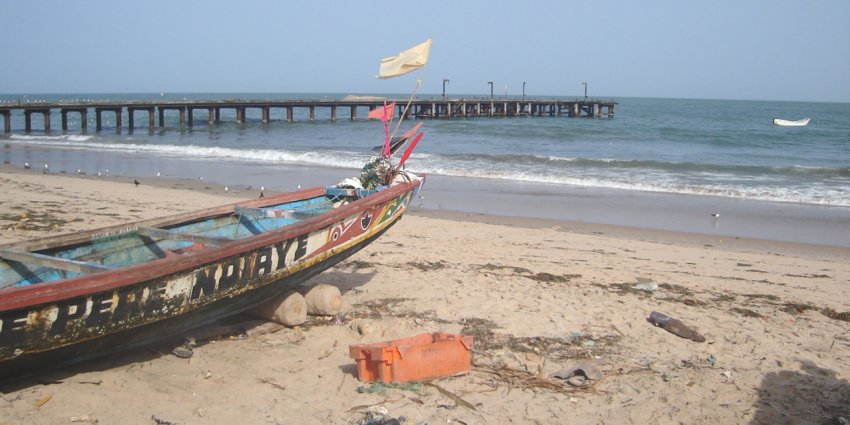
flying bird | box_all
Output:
[710,212,720,218]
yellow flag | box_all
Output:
[378,39,432,79]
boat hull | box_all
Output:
[0,223,395,383]
[0,179,421,383]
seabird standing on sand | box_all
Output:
[43,164,49,174]
[134,179,140,186]
[24,162,30,169]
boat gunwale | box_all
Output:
[0,179,421,312]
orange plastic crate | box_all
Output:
[348,332,474,383]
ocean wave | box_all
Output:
[7,136,368,169]
[438,152,850,178]
[8,133,848,206]
[10,134,93,142]
[414,163,850,206]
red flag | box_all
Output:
[367,101,396,120]
[399,132,423,166]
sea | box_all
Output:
[2,93,849,247]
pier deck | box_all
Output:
[0,98,616,133]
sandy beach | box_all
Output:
[1,165,848,424]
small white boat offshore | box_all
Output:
[773,117,811,127]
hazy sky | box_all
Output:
[4,0,849,102]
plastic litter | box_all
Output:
[633,277,658,292]
[349,332,473,383]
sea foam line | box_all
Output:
[7,137,368,169]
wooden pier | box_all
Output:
[0,98,616,134]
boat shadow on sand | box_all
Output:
[750,359,850,424]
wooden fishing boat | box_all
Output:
[0,165,424,382]
[772,117,810,127]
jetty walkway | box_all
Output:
[0,97,616,133]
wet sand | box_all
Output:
[1,166,849,424]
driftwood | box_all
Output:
[248,291,307,326]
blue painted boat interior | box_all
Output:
[0,192,348,289]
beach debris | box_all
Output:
[633,277,658,292]
[354,320,375,336]
[356,408,407,425]
[171,337,196,358]
[357,381,423,395]
[34,394,52,407]
[474,363,569,393]
[706,354,717,366]
[647,311,706,342]
[257,377,286,391]
[70,415,98,423]
[549,361,604,388]
[349,333,473,383]
[427,382,477,411]
[151,414,178,425]
[171,345,193,359]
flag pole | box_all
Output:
[390,74,423,141]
